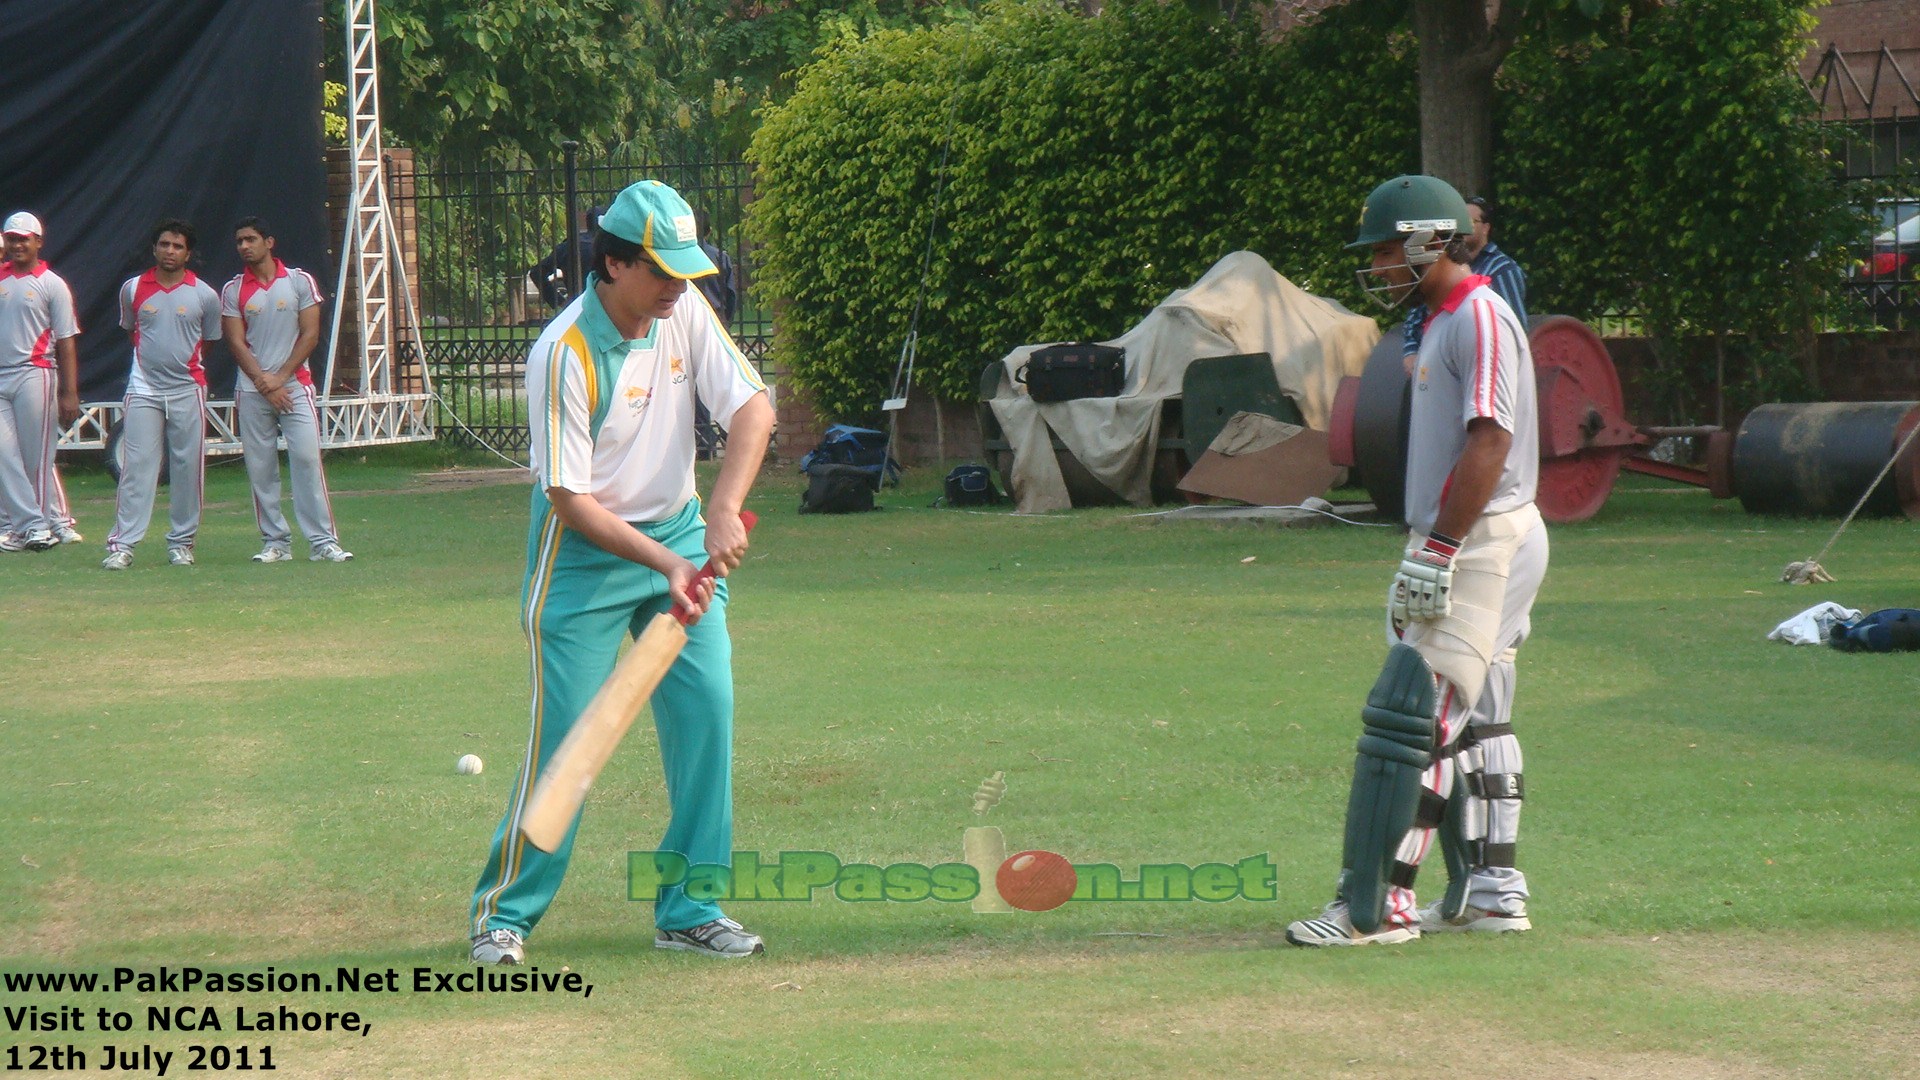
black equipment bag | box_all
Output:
[799,464,878,514]
[1016,343,1126,403]
[940,464,1004,507]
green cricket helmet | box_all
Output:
[1348,174,1471,250]
[1349,174,1471,309]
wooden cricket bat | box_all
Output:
[518,510,757,852]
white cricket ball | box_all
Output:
[456,754,484,776]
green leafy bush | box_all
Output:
[750,0,1853,423]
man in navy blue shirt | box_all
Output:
[1401,195,1526,368]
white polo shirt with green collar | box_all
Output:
[529,279,765,521]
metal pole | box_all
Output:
[562,140,581,304]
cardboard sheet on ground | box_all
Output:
[1177,411,1345,508]
[987,251,1379,513]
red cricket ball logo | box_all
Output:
[995,850,1078,912]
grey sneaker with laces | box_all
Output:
[470,928,526,965]
[655,917,764,958]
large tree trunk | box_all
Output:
[1412,0,1515,197]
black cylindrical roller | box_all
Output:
[1733,402,1920,518]
[1351,333,1411,525]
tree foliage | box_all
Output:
[359,0,650,163]
[339,0,978,164]
[1498,0,1856,414]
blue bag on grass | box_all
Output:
[1828,609,1920,652]
[799,424,901,486]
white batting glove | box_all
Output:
[1392,531,1461,623]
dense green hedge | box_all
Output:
[749,0,1850,422]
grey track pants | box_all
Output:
[236,384,340,550]
[107,389,207,551]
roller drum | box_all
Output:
[1733,401,1920,518]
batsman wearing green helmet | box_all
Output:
[1286,175,1548,946]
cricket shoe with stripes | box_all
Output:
[101,549,134,571]
[1285,901,1420,948]
[54,524,83,545]
[310,543,354,562]
[169,547,195,567]
[2,528,57,552]
[470,928,526,965]
[251,545,293,563]
[655,917,764,958]
[1416,900,1531,934]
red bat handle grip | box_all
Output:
[669,509,758,625]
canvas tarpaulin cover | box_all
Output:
[0,0,328,399]
[986,251,1380,513]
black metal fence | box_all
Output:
[1806,44,1920,331]
[398,145,772,456]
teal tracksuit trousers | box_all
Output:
[471,494,734,936]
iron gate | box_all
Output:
[397,145,773,457]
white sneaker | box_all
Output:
[310,543,354,562]
[1415,899,1531,934]
[168,547,195,567]
[19,528,57,551]
[1285,900,1420,948]
[0,532,27,552]
[54,525,83,545]
[251,546,293,563]
[101,549,134,571]
[470,928,525,965]
[655,917,765,958]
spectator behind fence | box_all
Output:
[693,208,737,326]
[528,205,604,310]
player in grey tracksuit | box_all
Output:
[0,211,82,552]
[103,220,224,569]
[219,217,351,564]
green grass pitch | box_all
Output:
[3,450,1916,1077]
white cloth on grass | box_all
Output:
[1767,602,1861,645]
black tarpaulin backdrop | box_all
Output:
[0,0,328,398]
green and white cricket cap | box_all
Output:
[598,181,716,280]
[3,212,44,237]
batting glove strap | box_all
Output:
[1419,530,1462,563]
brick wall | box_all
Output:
[1605,330,1920,430]
[1802,0,1920,117]
[771,388,983,465]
